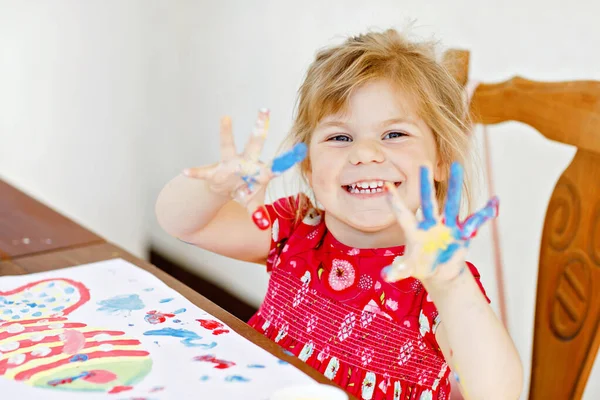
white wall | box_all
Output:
[0,0,151,257]
[1,1,598,398]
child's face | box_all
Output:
[307,79,441,235]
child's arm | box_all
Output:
[155,174,271,263]
[155,112,274,264]
[428,269,523,400]
[383,164,523,399]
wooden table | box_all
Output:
[0,178,354,397]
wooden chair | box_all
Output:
[444,50,600,399]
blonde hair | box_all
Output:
[283,28,476,221]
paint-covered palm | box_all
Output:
[383,163,499,283]
[183,110,307,229]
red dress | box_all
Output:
[248,195,489,400]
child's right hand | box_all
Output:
[182,109,307,230]
[183,109,274,208]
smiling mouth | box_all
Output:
[342,180,402,194]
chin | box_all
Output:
[346,212,396,233]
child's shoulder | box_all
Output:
[267,192,319,225]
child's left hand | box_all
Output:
[382,162,499,285]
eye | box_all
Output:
[327,134,352,142]
[383,131,408,140]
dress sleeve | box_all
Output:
[263,194,306,272]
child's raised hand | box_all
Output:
[183,109,307,230]
[382,163,499,285]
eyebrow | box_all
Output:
[317,120,350,129]
[380,117,419,127]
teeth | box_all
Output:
[345,180,390,194]
[347,187,384,194]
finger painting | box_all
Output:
[0,259,315,399]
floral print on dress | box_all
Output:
[317,345,330,362]
[419,309,431,337]
[358,274,373,291]
[274,323,288,343]
[337,312,356,341]
[306,314,318,333]
[361,371,376,400]
[271,219,280,242]
[393,381,401,400]
[360,347,374,366]
[293,271,311,307]
[328,259,356,291]
[397,340,414,366]
[385,298,399,311]
[348,247,360,256]
[324,357,340,380]
[302,208,322,226]
[298,341,314,362]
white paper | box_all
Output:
[0,259,315,399]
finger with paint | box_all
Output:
[249,142,308,229]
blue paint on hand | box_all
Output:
[271,143,307,174]
[143,327,217,349]
[444,162,464,228]
[460,196,499,240]
[432,242,462,270]
[418,167,437,230]
[225,375,250,382]
[96,294,145,314]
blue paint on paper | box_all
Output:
[45,297,56,303]
[97,294,145,314]
[225,375,250,382]
[69,354,89,362]
[27,303,37,308]
[3,309,12,315]
[173,319,181,324]
[199,375,210,381]
[53,306,65,312]
[46,282,55,288]
[143,327,217,349]
[158,298,173,304]
[247,364,265,369]
[143,288,154,292]
[172,308,186,314]
[12,315,20,320]
[32,311,42,317]
[64,287,75,294]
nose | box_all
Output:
[348,139,385,165]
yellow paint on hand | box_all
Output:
[422,225,453,254]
